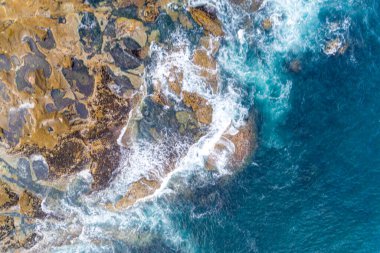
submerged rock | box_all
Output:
[229,0,263,12]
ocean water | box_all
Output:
[31,0,380,252]
[171,0,380,252]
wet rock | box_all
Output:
[32,158,49,181]
[262,18,272,30]
[141,0,159,23]
[19,190,44,218]
[0,54,11,72]
[100,66,134,97]
[0,181,19,210]
[189,7,224,37]
[0,81,10,102]
[62,58,95,98]
[324,38,348,56]
[206,118,256,170]
[50,89,75,111]
[123,37,142,52]
[15,54,51,93]
[183,91,213,125]
[3,108,28,147]
[36,29,56,50]
[193,49,218,92]
[229,0,263,12]
[87,0,106,7]
[21,233,42,250]
[176,111,198,134]
[44,138,90,176]
[17,158,32,181]
[0,216,15,241]
[79,12,103,54]
[75,102,89,119]
[115,18,148,47]
[90,70,130,125]
[112,6,139,19]
[90,141,121,190]
[110,43,141,71]
[115,178,160,209]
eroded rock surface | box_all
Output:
[0,0,257,250]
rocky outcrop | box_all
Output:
[0,0,258,250]
[0,181,18,210]
[183,91,213,125]
[189,7,224,37]
[19,190,44,218]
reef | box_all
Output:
[0,0,257,250]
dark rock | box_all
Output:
[103,18,116,38]
[0,181,19,210]
[0,216,15,243]
[57,16,66,24]
[22,233,42,249]
[110,43,141,71]
[87,0,106,7]
[44,138,90,176]
[51,89,74,110]
[32,159,49,181]
[15,54,51,93]
[112,6,139,19]
[0,54,11,72]
[75,102,89,119]
[62,58,94,98]
[36,29,56,50]
[100,66,134,96]
[0,81,10,102]
[123,37,141,51]
[79,12,103,54]
[3,108,28,146]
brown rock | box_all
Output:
[193,49,218,92]
[44,138,90,177]
[142,0,159,23]
[115,18,148,47]
[206,118,256,170]
[262,18,272,30]
[115,178,160,209]
[19,190,44,218]
[0,181,18,210]
[189,7,224,37]
[183,91,213,125]
[225,122,256,167]
[0,216,15,241]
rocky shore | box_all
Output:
[0,0,257,250]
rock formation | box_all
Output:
[0,0,257,250]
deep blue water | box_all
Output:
[161,1,380,252]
